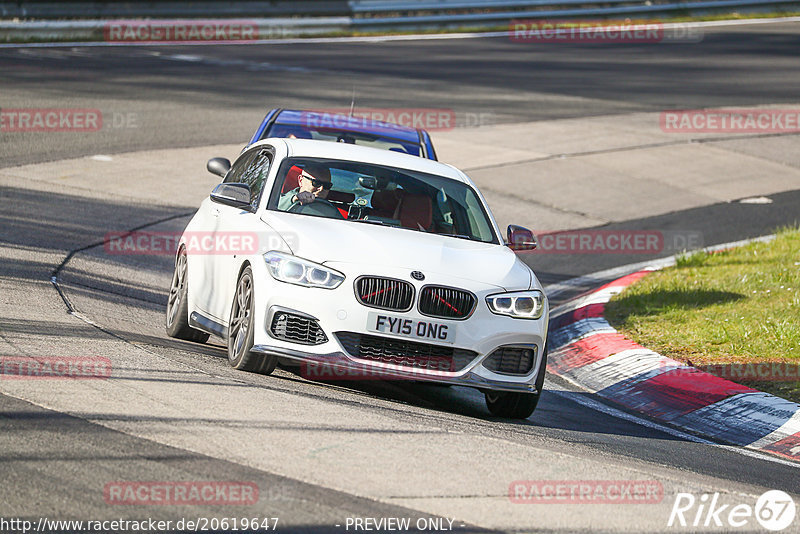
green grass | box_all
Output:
[605,227,800,402]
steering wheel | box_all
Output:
[287,198,344,219]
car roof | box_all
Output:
[274,109,423,144]
[257,138,469,184]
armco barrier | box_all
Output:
[2,0,800,42]
[0,1,350,19]
[0,18,351,42]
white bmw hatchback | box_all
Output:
[166,138,549,418]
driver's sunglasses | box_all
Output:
[304,174,333,190]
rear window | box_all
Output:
[268,123,422,157]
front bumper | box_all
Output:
[251,343,541,393]
[249,261,549,393]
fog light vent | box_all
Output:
[483,346,536,375]
[270,312,327,345]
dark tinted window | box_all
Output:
[267,157,498,244]
[225,150,256,184]
[225,149,272,207]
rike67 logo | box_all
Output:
[668,490,796,531]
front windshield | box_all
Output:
[268,123,422,157]
[267,157,498,244]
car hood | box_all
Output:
[264,213,531,291]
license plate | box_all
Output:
[367,312,455,344]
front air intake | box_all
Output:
[419,285,476,319]
[355,276,414,312]
[482,346,537,375]
[335,332,478,373]
[270,312,327,345]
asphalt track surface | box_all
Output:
[1,21,800,533]
[3,22,800,167]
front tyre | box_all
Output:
[484,346,548,419]
[484,390,540,419]
[227,266,277,374]
[165,247,209,343]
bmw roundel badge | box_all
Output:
[411,271,425,281]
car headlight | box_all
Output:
[486,290,546,319]
[264,251,344,289]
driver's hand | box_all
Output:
[296,191,315,205]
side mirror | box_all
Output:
[507,225,538,251]
[207,157,231,178]
[210,183,252,210]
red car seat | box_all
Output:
[398,194,433,231]
[282,165,303,194]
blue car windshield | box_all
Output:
[268,123,422,157]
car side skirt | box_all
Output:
[189,311,228,339]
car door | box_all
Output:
[208,147,274,324]
[193,149,259,318]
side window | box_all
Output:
[225,149,272,207]
[224,151,257,185]
[239,151,272,207]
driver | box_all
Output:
[278,162,332,211]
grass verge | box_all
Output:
[605,227,800,403]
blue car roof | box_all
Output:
[274,109,422,144]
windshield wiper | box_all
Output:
[446,234,475,241]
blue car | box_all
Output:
[247,108,438,160]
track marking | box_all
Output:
[546,383,800,470]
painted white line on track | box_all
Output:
[2,16,800,49]
[546,382,800,470]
